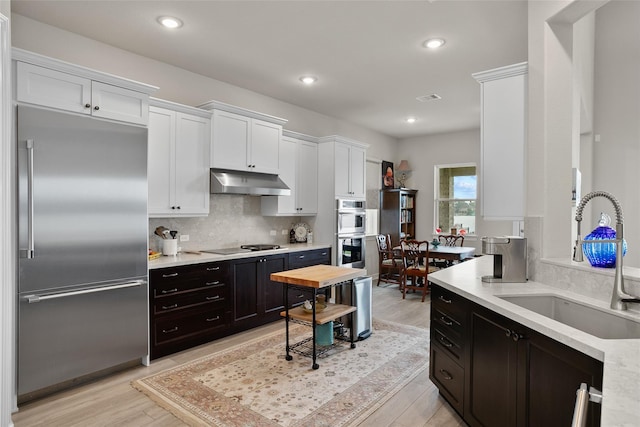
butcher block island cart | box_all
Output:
[271,265,365,369]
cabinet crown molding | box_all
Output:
[12,47,158,94]
[472,61,528,83]
[282,129,320,143]
[150,97,212,119]
[198,99,288,126]
[317,135,370,149]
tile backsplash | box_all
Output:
[149,195,316,252]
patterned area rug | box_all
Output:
[132,319,429,427]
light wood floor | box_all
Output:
[12,281,465,427]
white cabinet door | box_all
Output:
[349,145,366,199]
[334,142,352,197]
[297,140,318,214]
[91,81,148,125]
[475,64,526,220]
[16,62,149,125]
[148,107,175,216]
[148,106,210,217]
[174,113,210,215]
[250,119,281,174]
[261,136,317,216]
[211,109,250,170]
[17,62,91,115]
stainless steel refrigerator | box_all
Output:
[17,105,149,400]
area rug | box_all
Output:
[132,318,430,427]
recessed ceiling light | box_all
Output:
[406,117,417,124]
[299,76,318,85]
[423,38,445,49]
[158,16,183,29]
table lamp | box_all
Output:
[397,160,411,188]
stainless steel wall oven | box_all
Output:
[336,199,366,268]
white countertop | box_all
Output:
[428,256,640,426]
[148,243,332,269]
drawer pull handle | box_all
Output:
[438,336,453,348]
[206,295,221,301]
[161,304,178,310]
[298,255,305,259]
[207,267,220,271]
[206,316,221,322]
[321,252,327,256]
[438,295,452,304]
[440,316,453,326]
[162,273,178,278]
[206,281,220,286]
[162,327,178,334]
[161,288,178,294]
[439,369,453,380]
[296,294,305,299]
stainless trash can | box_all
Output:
[336,276,372,340]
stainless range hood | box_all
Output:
[210,168,291,196]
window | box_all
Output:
[435,164,477,235]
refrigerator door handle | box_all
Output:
[22,280,146,304]
[21,139,35,259]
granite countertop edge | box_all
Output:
[148,243,332,270]
[428,256,640,426]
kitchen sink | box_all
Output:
[498,294,640,340]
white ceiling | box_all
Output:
[11,0,528,139]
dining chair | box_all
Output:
[435,234,465,268]
[376,234,404,286]
[400,240,438,302]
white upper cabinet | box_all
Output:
[473,62,527,220]
[200,101,287,175]
[148,99,211,217]
[14,49,156,126]
[334,141,366,199]
[261,133,318,216]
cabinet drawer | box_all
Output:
[153,306,227,346]
[288,249,330,269]
[151,262,229,297]
[431,285,467,323]
[153,286,227,315]
[430,346,464,414]
[433,328,464,362]
[433,307,464,339]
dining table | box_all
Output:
[394,243,476,263]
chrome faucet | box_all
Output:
[574,191,639,310]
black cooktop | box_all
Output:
[241,244,281,251]
[201,244,281,255]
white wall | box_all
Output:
[590,1,639,268]
[398,129,513,255]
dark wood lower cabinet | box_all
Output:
[149,261,232,359]
[231,254,288,329]
[149,248,331,360]
[430,284,603,427]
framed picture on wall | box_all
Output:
[382,161,394,188]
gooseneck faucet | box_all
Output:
[574,191,639,310]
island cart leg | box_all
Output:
[285,284,292,361]
[312,288,319,369]
[349,280,357,349]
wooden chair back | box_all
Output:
[438,234,464,247]
[399,240,431,302]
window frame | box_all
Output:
[434,162,478,237]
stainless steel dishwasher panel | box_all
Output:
[18,281,148,397]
